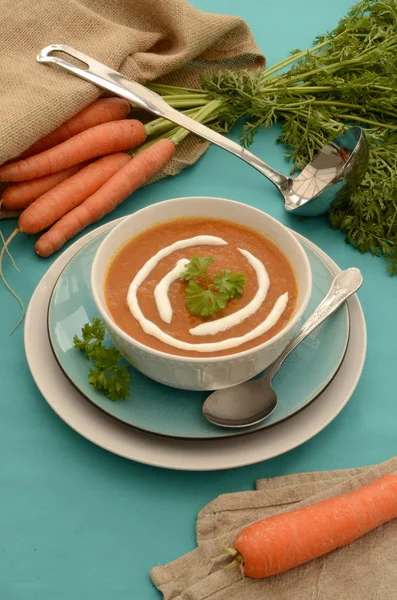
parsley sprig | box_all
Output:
[180,255,246,317]
[73,318,130,401]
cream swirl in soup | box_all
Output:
[127,237,288,352]
[105,218,298,358]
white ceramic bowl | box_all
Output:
[91,197,312,391]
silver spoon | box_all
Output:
[37,44,369,217]
[202,267,363,429]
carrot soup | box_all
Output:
[104,218,298,358]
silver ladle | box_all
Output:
[37,45,369,216]
[202,267,363,429]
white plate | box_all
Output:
[24,219,367,471]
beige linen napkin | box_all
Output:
[0,0,264,218]
[151,456,397,599]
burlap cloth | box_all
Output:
[150,455,397,599]
[0,0,265,219]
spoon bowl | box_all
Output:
[203,378,278,428]
[37,45,369,217]
[281,127,369,216]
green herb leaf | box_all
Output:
[92,345,123,371]
[105,368,131,401]
[214,270,246,299]
[74,319,130,401]
[180,254,215,280]
[73,317,105,358]
[185,279,229,317]
[88,366,131,401]
[88,369,108,390]
[181,256,246,317]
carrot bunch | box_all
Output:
[0,97,175,257]
[0,97,176,331]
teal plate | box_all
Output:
[48,231,349,440]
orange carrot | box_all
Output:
[0,119,146,182]
[1,165,83,210]
[35,138,175,257]
[230,474,397,579]
[19,153,131,234]
[19,98,130,158]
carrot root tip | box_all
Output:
[0,227,25,334]
[223,546,239,557]
[223,547,244,572]
[0,226,19,271]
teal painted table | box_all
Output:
[1,1,395,597]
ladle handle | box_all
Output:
[37,44,287,189]
[264,268,363,381]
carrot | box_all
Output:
[0,119,146,182]
[1,165,84,210]
[35,138,175,257]
[19,153,131,234]
[229,474,397,579]
[19,98,130,159]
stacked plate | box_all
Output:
[25,218,366,471]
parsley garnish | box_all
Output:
[73,318,130,401]
[181,255,215,280]
[214,270,245,299]
[180,255,246,317]
[185,279,229,317]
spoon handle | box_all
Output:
[37,44,288,190]
[264,267,363,381]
